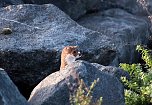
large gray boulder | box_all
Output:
[28,60,127,105]
[0,68,28,105]
[0,4,115,98]
[78,8,150,65]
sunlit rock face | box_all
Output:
[28,60,128,105]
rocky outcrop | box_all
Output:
[28,60,127,105]
[0,68,28,105]
[0,4,115,98]
[78,8,150,65]
[0,0,151,103]
[0,4,150,99]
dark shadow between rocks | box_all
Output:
[0,49,60,99]
[80,49,117,66]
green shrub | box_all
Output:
[136,45,152,68]
[120,45,152,105]
[70,78,102,105]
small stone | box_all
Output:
[1,28,12,35]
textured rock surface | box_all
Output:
[100,0,152,16]
[0,4,115,98]
[78,8,150,64]
[0,0,102,20]
[0,68,28,105]
[1,0,152,18]
[21,0,102,20]
[0,0,23,7]
[28,60,127,105]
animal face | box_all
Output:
[60,46,81,70]
[64,46,81,57]
[65,46,81,64]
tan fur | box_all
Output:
[60,46,80,70]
